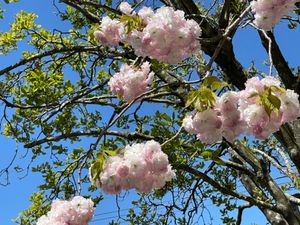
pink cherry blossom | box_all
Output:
[127,7,201,64]
[91,140,175,194]
[36,196,94,225]
[216,92,246,142]
[138,7,154,24]
[280,89,300,124]
[119,2,135,15]
[239,76,284,139]
[108,62,154,102]
[183,76,300,144]
[95,6,201,64]
[182,111,198,134]
[251,0,297,30]
[94,16,124,45]
[191,109,223,144]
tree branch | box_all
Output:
[174,0,247,89]
[176,164,280,212]
[0,46,105,76]
[236,203,252,225]
[258,31,297,91]
[24,130,154,148]
[274,123,300,173]
[60,0,100,23]
[76,0,121,15]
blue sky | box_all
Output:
[0,1,299,225]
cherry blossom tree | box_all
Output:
[1,0,300,224]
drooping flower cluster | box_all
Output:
[36,196,95,225]
[240,76,300,139]
[108,62,154,102]
[94,3,201,64]
[251,0,297,30]
[183,92,246,144]
[93,17,125,45]
[183,76,300,144]
[124,6,201,64]
[92,140,175,194]
[217,92,247,142]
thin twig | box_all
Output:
[261,30,274,76]
[253,148,294,180]
[161,126,184,147]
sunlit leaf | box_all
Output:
[186,87,217,111]
[258,87,281,116]
[120,15,143,34]
[202,76,228,91]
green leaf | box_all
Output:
[200,150,215,159]
[269,85,286,93]
[202,76,228,91]
[200,149,224,164]
[258,87,281,116]
[201,149,222,160]
[90,154,105,183]
[103,148,123,156]
[268,93,281,109]
[103,150,117,156]
[88,23,98,44]
[213,158,225,165]
[186,87,217,111]
[161,113,171,122]
[185,91,198,108]
[248,92,259,99]
[120,15,143,34]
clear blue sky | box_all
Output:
[0,1,299,225]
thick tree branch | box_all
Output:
[230,141,300,224]
[253,147,296,180]
[236,203,252,225]
[230,141,262,172]
[204,5,252,76]
[258,31,297,91]
[229,152,293,225]
[275,123,300,173]
[218,0,231,29]
[239,172,290,225]
[174,0,247,89]
[176,164,280,212]
[260,165,300,224]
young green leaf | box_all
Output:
[120,15,143,34]
[200,149,222,161]
[202,76,228,91]
[90,154,105,183]
[258,88,281,116]
[186,87,217,112]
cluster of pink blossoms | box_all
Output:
[251,0,297,30]
[183,92,246,144]
[108,62,154,102]
[94,16,124,45]
[92,140,175,194]
[94,3,201,64]
[36,196,95,225]
[183,76,300,144]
